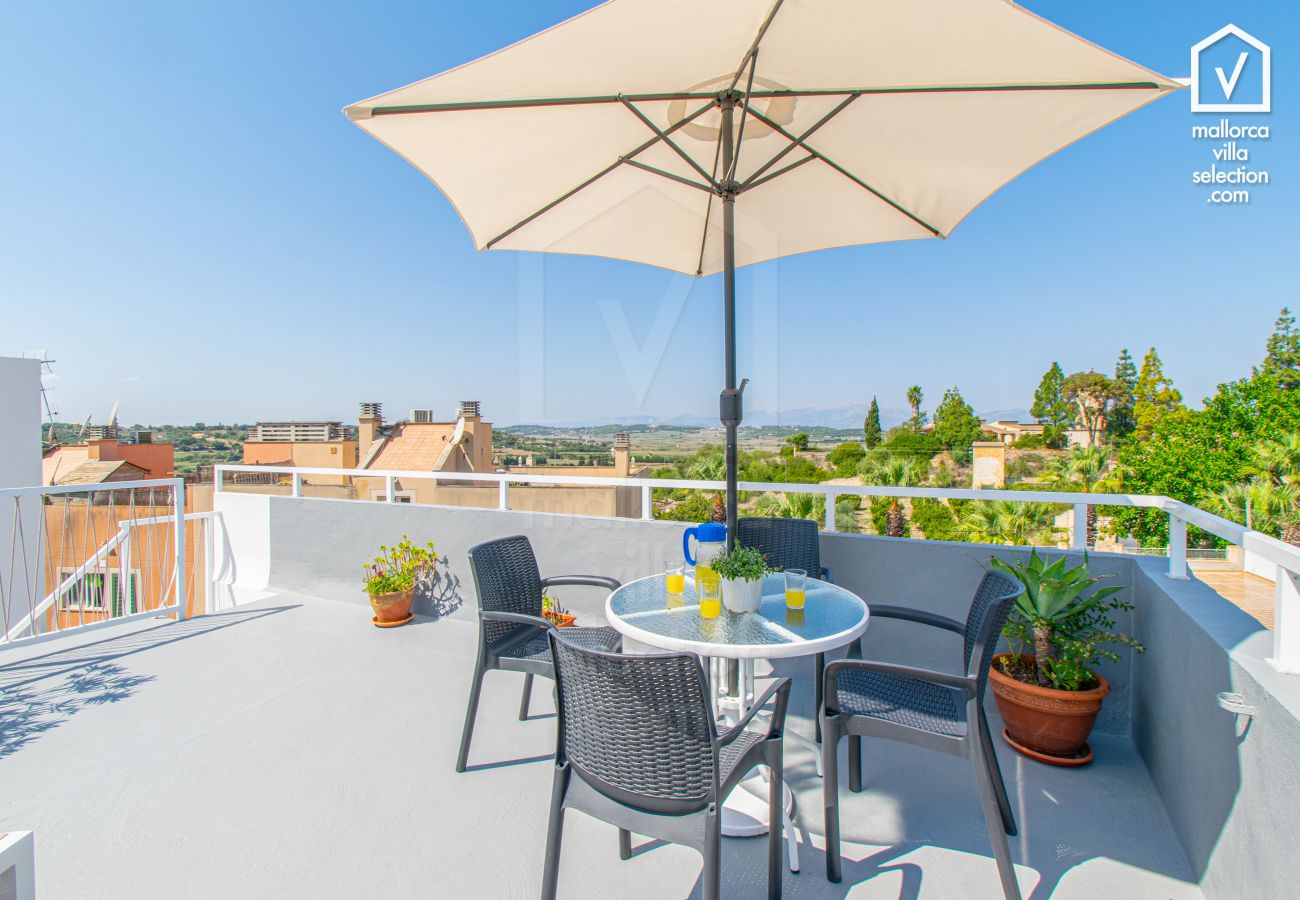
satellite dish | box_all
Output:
[76,414,92,439]
[107,401,121,428]
[450,417,466,446]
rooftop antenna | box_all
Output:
[25,351,60,448]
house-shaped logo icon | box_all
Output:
[1191,25,1270,113]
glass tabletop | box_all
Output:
[606,573,869,660]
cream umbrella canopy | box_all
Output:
[345,0,1181,540]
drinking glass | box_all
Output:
[697,573,721,619]
[784,568,807,609]
[665,564,685,596]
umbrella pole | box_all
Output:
[719,94,740,551]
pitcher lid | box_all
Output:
[695,522,726,542]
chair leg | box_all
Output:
[519,672,534,721]
[618,829,632,860]
[813,653,825,743]
[540,766,569,900]
[455,660,486,773]
[768,748,784,899]
[847,735,862,793]
[822,716,842,883]
[702,809,721,900]
[970,736,1023,900]
[979,709,1017,836]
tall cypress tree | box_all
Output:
[1030,362,1072,448]
[1107,349,1139,443]
[864,397,882,448]
[1261,307,1300,390]
[1133,347,1183,439]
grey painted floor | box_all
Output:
[0,596,1201,899]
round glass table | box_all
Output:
[606,572,870,872]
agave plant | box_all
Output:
[990,549,1140,690]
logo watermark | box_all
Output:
[1189,25,1272,205]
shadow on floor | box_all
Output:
[0,605,298,757]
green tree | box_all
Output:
[931,386,984,465]
[905,385,925,432]
[959,500,1060,546]
[827,441,866,477]
[860,456,925,537]
[1062,371,1119,447]
[1209,431,1300,545]
[1260,307,1300,390]
[1133,348,1183,440]
[786,432,810,452]
[1030,363,1072,449]
[864,397,882,449]
[752,491,825,523]
[911,497,965,541]
[1107,349,1138,444]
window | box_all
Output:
[370,491,415,503]
[59,567,139,616]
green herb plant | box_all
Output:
[363,534,438,596]
[712,543,775,583]
[990,549,1142,691]
[541,591,571,617]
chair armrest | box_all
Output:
[823,658,977,707]
[819,566,833,584]
[718,677,792,746]
[480,610,553,630]
[541,575,622,591]
[869,604,964,634]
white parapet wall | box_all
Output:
[0,357,44,635]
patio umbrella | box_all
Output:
[344,0,1181,544]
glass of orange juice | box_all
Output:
[784,568,807,609]
[665,565,685,596]
[697,573,721,619]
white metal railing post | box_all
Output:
[203,513,215,615]
[173,479,187,620]
[1072,503,1089,552]
[215,467,223,493]
[1168,513,1188,579]
[1270,567,1300,674]
[385,476,396,503]
[291,472,302,498]
[641,483,652,521]
[824,493,837,533]
[499,480,509,511]
[119,524,133,616]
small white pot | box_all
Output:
[722,577,763,613]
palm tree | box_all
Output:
[1213,432,1300,545]
[905,385,924,431]
[960,500,1060,546]
[752,492,825,522]
[687,452,728,523]
[1054,445,1112,548]
[860,456,924,537]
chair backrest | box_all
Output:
[549,631,718,815]
[736,517,823,577]
[467,535,543,648]
[962,570,1024,697]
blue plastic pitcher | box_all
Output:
[683,522,726,567]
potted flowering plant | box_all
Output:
[988,550,1142,765]
[541,591,576,628]
[713,543,774,613]
[362,535,438,627]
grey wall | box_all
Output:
[247,496,1300,899]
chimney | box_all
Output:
[359,402,383,457]
[458,400,481,421]
[613,432,632,476]
[135,430,153,444]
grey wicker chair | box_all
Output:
[821,571,1025,900]
[542,630,792,900]
[737,516,837,741]
[455,534,622,773]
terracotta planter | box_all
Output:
[543,610,576,628]
[368,587,415,626]
[988,653,1109,766]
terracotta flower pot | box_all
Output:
[543,610,576,628]
[368,587,415,626]
[988,653,1109,766]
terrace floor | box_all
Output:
[0,596,1203,899]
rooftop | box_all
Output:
[1,594,1199,899]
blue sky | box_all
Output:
[1,1,1294,427]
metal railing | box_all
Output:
[0,478,207,647]
[212,463,1300,673]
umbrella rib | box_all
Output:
[693,124,727,277]
[622,159,716,194]
[618,97,718,188]
[741,153,817,192]
[726,50,761,183]
[740,93,859,190]
[729,0,788,90]
[361,82,1167,117]
[745,107,942,237]
[484,99,718,249]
